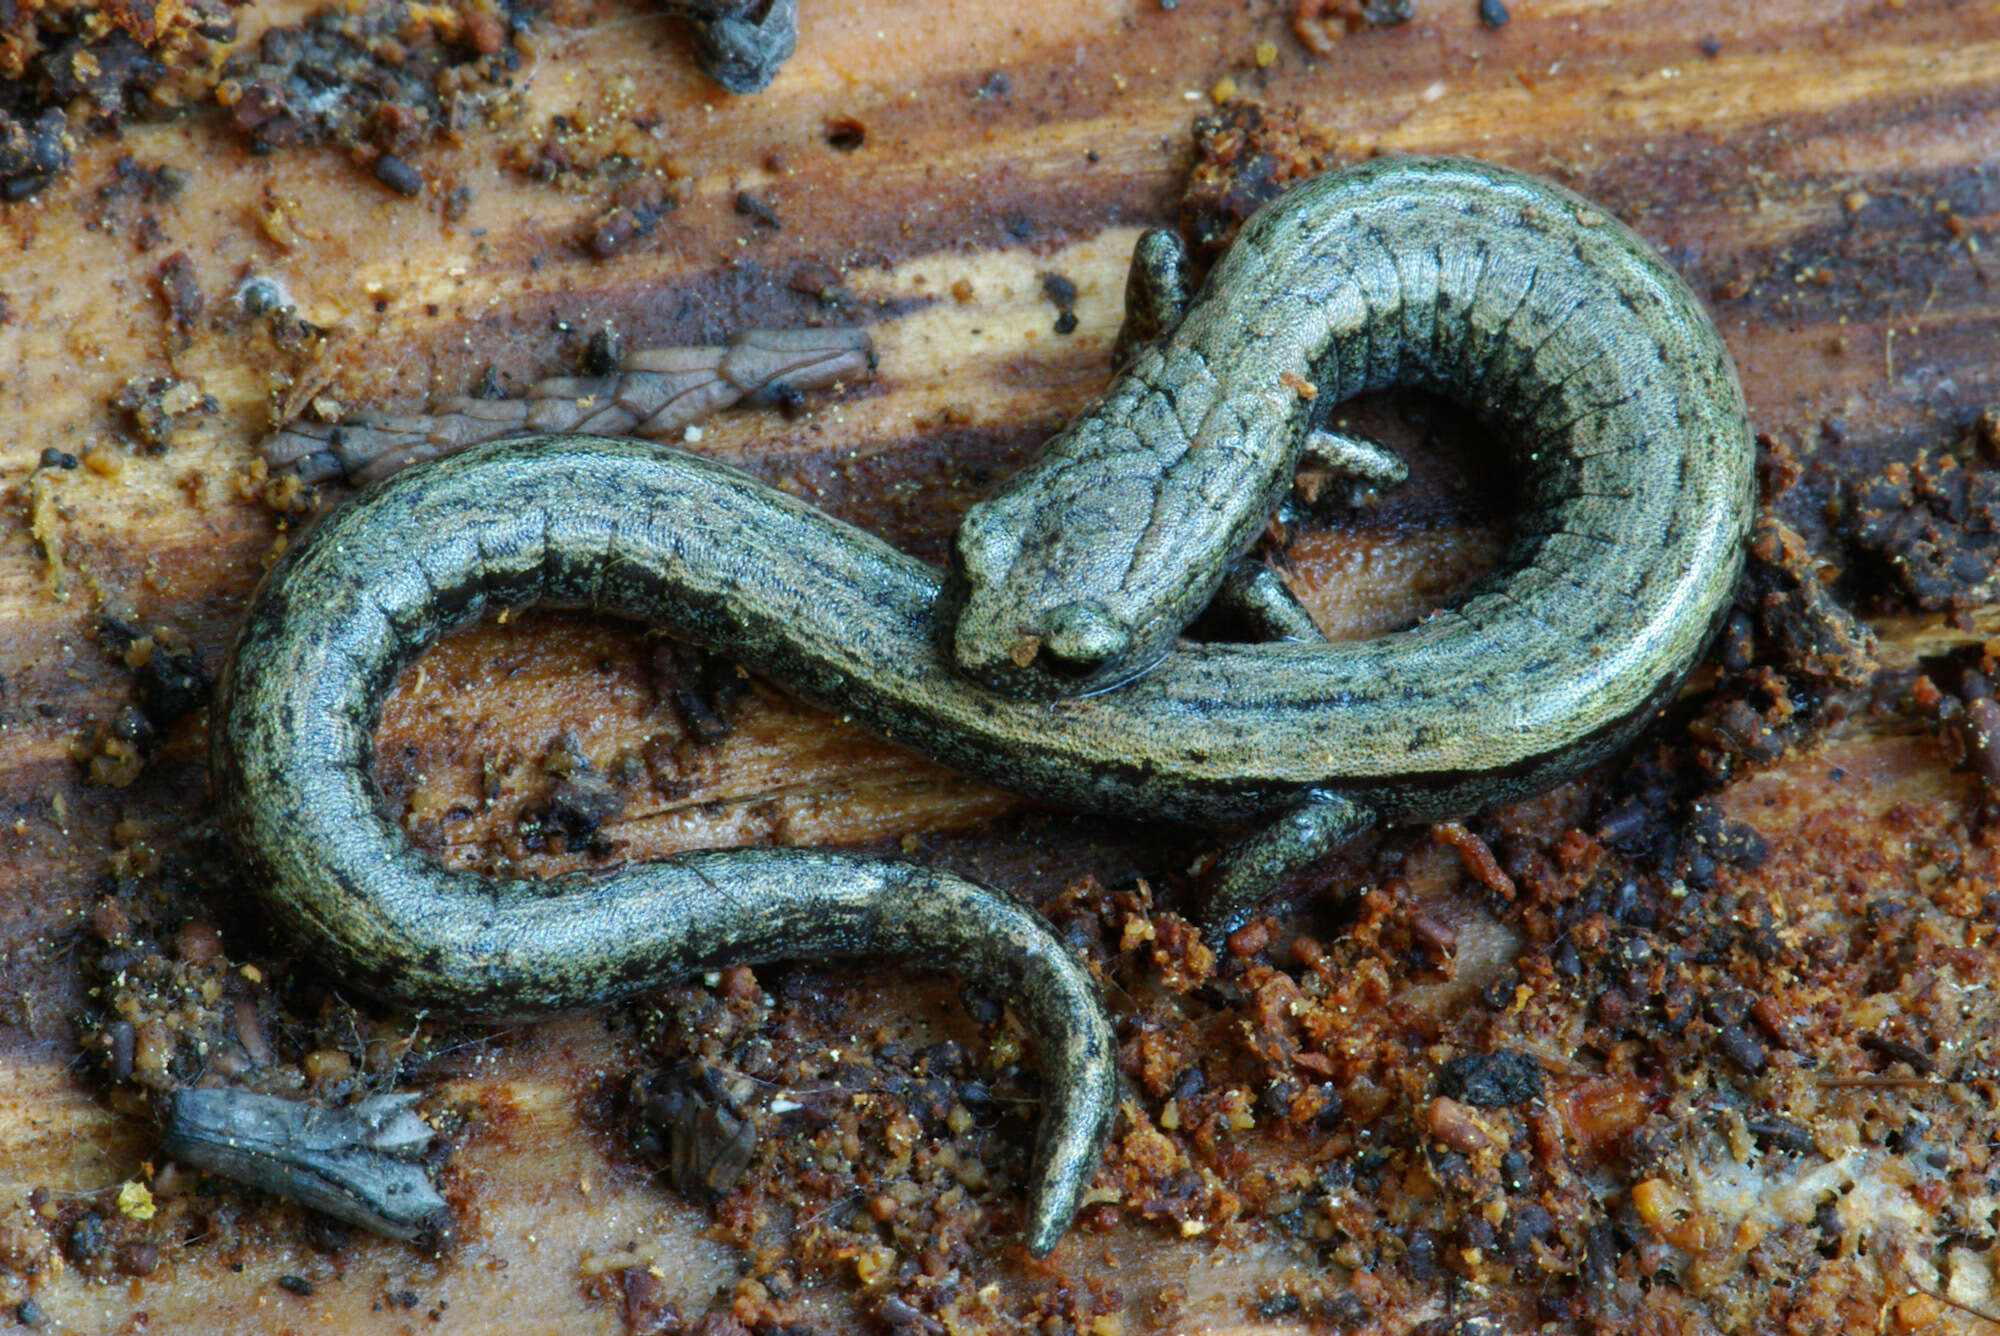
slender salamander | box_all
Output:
[221,446,1128,1256]
[215,155,1750,1252]
[946,155,1753,925]
[213,479,1114,1256]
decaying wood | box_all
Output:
[2,0,1998,1332]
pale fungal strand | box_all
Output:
[263,326,873,485]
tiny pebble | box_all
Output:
[373,154,423,197]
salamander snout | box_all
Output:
[944,489,1149,697]
[1037,600,1130,679]
[946,584,1139,698]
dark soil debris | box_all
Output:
[94,616,213,731]
[1292,0,1417,56]
[624,1063,761,1202]
[216,0,531,165]
[518,731,627,854]
[1739,516,1878,691]
[1670,513,1878,785]
[74,617,213,787]
[1836,411,2000,615]
[112,373,218,451]
[1892,643,2000,822]
[1040,270,1079,335]
[1436,1049,1543,1107]
[372,151,424,197]
[0,106,72,201]
[583,179,678,258]
[647,640,751,751]
[0,0,231,198]
[1179,101,1343,269]
[606,958,1117,1333]
[153,250,203,334]
[733,187,782,229]
[2,0,524,197]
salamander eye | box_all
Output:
[952,515,1018,585]
[1039,601,1130,678]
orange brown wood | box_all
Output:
[1,1,1997,1331]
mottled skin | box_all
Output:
[212,448,1118,1256]
[214,156,1753,1253]
[948,155,1750,700]
[946,156,1752,926]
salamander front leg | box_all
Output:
[1203,791,1375,940]
[1212,422,1410,641]
[1303,426,1408,493]
[1211,559,1325,643]
[1111,228,1192,367]
[1269,424,1414,524]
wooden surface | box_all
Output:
[2,0,1998,1332]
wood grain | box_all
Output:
[2,0,1997,1331]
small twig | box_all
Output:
[1910,1284,2000,1330]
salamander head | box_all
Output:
[944,497,1153,699]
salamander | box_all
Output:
[943,155,1752,924]
[211,155,1752,1253]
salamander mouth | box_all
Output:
[1033,599,1131,678]
[945,605,1164,701]
[937,543,1103,698]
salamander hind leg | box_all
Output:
[1111,227,1192,367]
[1203,791,1375,940]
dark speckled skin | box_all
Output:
[211,449,1121,1256]
[215,156,1752,1258]
[948,156,1753,705]
[217,423,1741,924]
